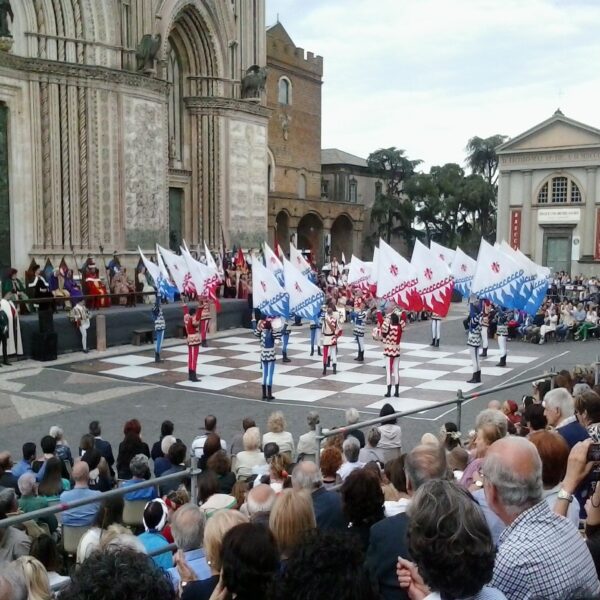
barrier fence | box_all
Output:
[314,370,557,467]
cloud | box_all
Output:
[266,0,600,169]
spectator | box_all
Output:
[575,389,600,440]
[89,420,115,474]
[484,436,599,599]
[159,441,189,496]
[447,446,469,481]
[162,488,190,544]
[198,433,223,471]
[206,450,236,494]
[151,419,175,461]
[382,455,408,502]
[278,530,377,600]
[97,524,147,554]
[31,435,57,478]
[198,470,236,516]
[121,454,157,501]
[544,388,589,448]
[116,419,150,480]
[532,379,551,404]
[138,499,172,571]
[81,447,113,492]
[154,435,176,477]
[37,456,70,501]
[59,461,102,527]
[528,431,580,528]
[11,442,36,480]
[262,411,295,459]
[359,428,385,464]
[523,403,547,435]
[17,472,57,534]
[230,480,248,510]
[167,503,211,588]
[292,461,347,531]
[341,469,384,551]
[59,548,178,600]
[49,425,72,466]
[397,480,504,600]
[191,415,226,460]
[29,534,70,593]
[0,563,26,600]
[0,452,18,495]
[76,496,124,564]
[338,436,364,481]
[378,403,402,462]
[320,446,343,489]
[264,453,292,493]
[554,371,574,394]
[345,408,365,448]
[297,411,320,459]
[439,421,462,451]
[366,444,448,600]
[0,488,31,561]
[234,427,266,480]
[251,442,280,482]
[244,483,276,526]
[176,510,249,600]
[502,400,520,426]
[12,556,52,600]
[229,417,256,457]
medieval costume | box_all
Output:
[495,306,509,367]
[137,266,155,304]
[27,265,54,312]
[152,296,166,363]
[237,273,250,300]
[70,299,91,353]
[379,310,406,397]
[281,320,292,363]
[223,269,237,298]
[353,297,367,362]
[63,270,84,304]
[49,268,71,310]
[198,297,211,348]
[111,269,135,306]
[253,318,281,401]
[430,312,442,347]
[0,298,23,358]
[84,263,110,309]
[321,307,339,376]
[310,302,326,357]
[330,257,340,281]
[479,300,491,358]
[183,305,201,382]
[1,269,30,313]
[467,298,483,384]
[0,303,9,365]
[107,252,121,282]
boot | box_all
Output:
[261,385,267,400]
[467,371,480,384]
[354,351,361,361]
[430,338,436,347]
[267,386,275,400]
[327,356,331,367]
[435,339,440,347]
[333,364,337,375]
[282,352,291,363]
[384,385,392,397]
[357,350,364,362]
[201,340,208,348]
[394,384,400,397]
[318,347,322,356]
[155,351,163,363]
[310,348,314,357]
[189,370,198,382]
[496,355,507,367]
[480,348,488,358]
[322,365,327,376]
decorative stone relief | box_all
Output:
[123,95,167,248]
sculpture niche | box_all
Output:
[136,34,162,75]
[241,65,267,100]
[0,0,14,38]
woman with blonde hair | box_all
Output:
[269,489,316,560]
[235,427,266,480]
[262,411,295,459]
[13,556,52,600]
[267,453,291,493]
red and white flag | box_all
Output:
[376,239,421,310]
[429,240,456,267]
[347,255,371,291]
[411,239,454,316]
[157,244,188,293]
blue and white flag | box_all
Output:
[450,247,476,298]
[290,242,314,281]
[499,241,537,310]
[154,245,178,302]
[283,258,324,324]
[252,257,289,319]
[264,242,284,286]
[471,239,525,309]
[157,244,188,293]
[524,265,551,316]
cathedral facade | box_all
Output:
[0,0,269,272]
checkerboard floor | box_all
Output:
[68,326,542,412]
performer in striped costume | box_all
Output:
[321,305,339,376]
[353,297,367,362]
[198,296,211,348]
[467,297,483,384]
[253,317,282,400]
[183,305,201,382]
[281,320,292,363]
[479,299,491,357]
[152,295,166,363]
[430,312,442,347]
[380,311,406,397]
[309,303,324,357]
[495,306,509,367]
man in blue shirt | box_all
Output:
[60,462,101,527]
[120,454,157,501]
[11,442,36,480]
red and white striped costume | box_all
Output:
[380,315,406,386]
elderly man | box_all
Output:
[167,503,211,588]
[292,461,346,531]
[345,407,365,447]
[366,444,448,600]
[297,411,320,460]
[59,461,102,527]
[0,489,31,562]
[544,387,589,448]
[337,436,364,481]
[244,483,276,527]
[484,436,599,599]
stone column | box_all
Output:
[584,167,597,258]
[497,171,510,246]
[521,171,532,256]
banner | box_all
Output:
[289,242,313,280]
[450,247,477,298]
[264,242,285,286]
[283,258,324,323]
[376,239,421,310]
[252,258,289,319]
[347,255,372,291]
[157,244,188,293]
[430,240,456,267]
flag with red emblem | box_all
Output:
[411,239,454,316]
[376,239,421,310]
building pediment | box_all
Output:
[498,112,600,154]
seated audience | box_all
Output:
[138,498,172,571]
[151,419,175,461]
[198,471,236,516]
[81,447,113,492]
[229,417,256,458]
[206,450,236,494]
[29,534,70,593]
[345,408,366,448]
[0,452,19,495]
[0,488,31,561]
[116,418,150,480]
[337,436,364,481]
[89,420,115,474]
[377,403,402,462]
[543,387,589,449]
[243,483,276,526]
[270,489,316,561]
[262,411,295,459]
[12,556,52,600]
[17,472,57,534]
[12,442,36,480]
[154,435,176,477]
[320,447,343,489]
[297,411,320,459]
[191,415,226,460]
[159,441,189,496]
[120,454,156,501]
[37,456,70,500]
[235,427,266,480]
[575,389,600,440]
[49,424,73,466]
[359,428,385,464]
[59,461,102,527]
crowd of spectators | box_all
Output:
[2,368,600,599]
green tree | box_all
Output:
[367,147,421,245]
[465,134,508,187]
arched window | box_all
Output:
[349,177,358,203]
[278,77,292,105]
[167,44,183,162]
[537,175,584,204]
[298,174,306,200]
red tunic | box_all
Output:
[183,306,201,346]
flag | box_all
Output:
[347,255,372,291]
[151,246,178,301]
[234,247,247,271]
[289,242,313,280]
[157,244,187,293]
[411,239,454,317]
[264,242,284,286]
[252,258,289,318]
[276,242,285,259]
[341,252,346,266]
[204,243,221,280]
[376,239,421,310]
[181,244,222,310]
[430,240,456,267]
[451,247,477,298]
[499,240,537,310]
[524,265,551,316]
[283,258,324,323]
[471,239,525,309]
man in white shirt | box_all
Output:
[337,436,364,481]
[191,415,226,459]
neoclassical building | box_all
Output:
[0,0,269,272]
[497,110,600,275]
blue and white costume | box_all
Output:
[352,303,367,361]
[467,299,482,383]
[495,306,509,367]
[254,320,282,400]
[152,295,166,363]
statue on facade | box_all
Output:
[136,33,162,75]
[0,0,14,39]
[241,65,267,99]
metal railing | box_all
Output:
[314,370,557,467]
[0,466,200,529]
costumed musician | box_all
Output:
[467,296,483,384]
[198,296,211,348]
[69,297,91,354]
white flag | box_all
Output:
[451,247,477,298]
[283,258,324,323]
[157,244,187,293]
[347,255,372,290]
[253,258,289,318]
[264,242,284,286]
[376,239,420,310]
[430,240,456,267]
[290,242,312,279]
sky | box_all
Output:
[265,0,600,171]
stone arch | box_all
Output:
[534,171,586,205]
[331,214,354,262]
[8,0,39,57]
[275,210,290,254]
[297,212,324,265]
[267,147,275,192]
